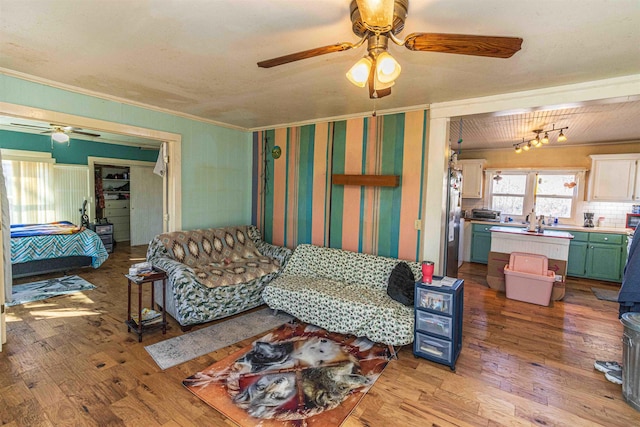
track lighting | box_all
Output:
[557,129,567,142]
[514,125,568,154]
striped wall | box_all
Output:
[254,110,428,261]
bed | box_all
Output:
[11,221,109,278]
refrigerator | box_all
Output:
[443,167,462,277]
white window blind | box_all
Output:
[54,164,90,224]
[2,159,55,224]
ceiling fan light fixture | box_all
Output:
[375,51,401,83]
[51,130,70,144]
[346,56,373,87]
[356,0,395,32]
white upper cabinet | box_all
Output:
[588,154,640,201]
[459,159,486,199]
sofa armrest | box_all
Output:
[246,225,292,269]
[256,241,293,269]
[146,236,199,283]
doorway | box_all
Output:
[0,102,183,349]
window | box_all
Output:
[487,169,582,221]
[535,174,577,219]
[2,158,55,224]
[491,173,527,216]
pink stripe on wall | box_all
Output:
[398,110,425,261]
[361,116,380,254]
[341,117,364,252]
[272,128,287,247]
[312,122,329,246]
[286,127,300,248]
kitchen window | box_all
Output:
[535,174,577,218]
[486,169,584,222]
[490,173,527,216]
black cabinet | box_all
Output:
[414,278,464,371]
[90,222,114,253]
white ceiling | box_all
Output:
[0,116,162,149]
[450,97,640,150]
[1,0,640,148]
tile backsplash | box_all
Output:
[580,201,637,228]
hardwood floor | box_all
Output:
[1,244,638,426]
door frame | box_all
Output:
[0,102,182,349]
[88,157,158,236]
[0,102,181,232]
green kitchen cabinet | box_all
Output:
[567,231,627,282]
[470,223,493,264]
[586,243,623,281]
[567,241,588,276]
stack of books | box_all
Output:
[129,261,153,276]
[131,308,162,325]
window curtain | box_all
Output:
[0,151,11,306]
[2,159,55,224]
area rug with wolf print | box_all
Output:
[183,321,391,426]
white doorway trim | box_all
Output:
[0,101,182,232]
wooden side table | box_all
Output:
[125,269,168,342]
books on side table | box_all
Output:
[426,276,458,288]
[131,308,162,325]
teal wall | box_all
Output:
[0,130,158,165]
[0,74,253,230]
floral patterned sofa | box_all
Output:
[262,244,422,346]
[147,225,291,330]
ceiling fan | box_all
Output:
[257,0,523,99]
[9,122,101,146]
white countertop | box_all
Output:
[489,226,574,239]
[469,219,630,235]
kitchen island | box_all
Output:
[489,226,574,260]
[486,226,574,299]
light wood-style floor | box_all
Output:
[1,243,638,426]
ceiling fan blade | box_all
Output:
[257,42,355,68]
[10,123,51,130]
[40,130,54,135]
[71,130,100,137]
[404,33,523,58]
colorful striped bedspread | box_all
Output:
[10,221,83,238]
[11,228,109,268]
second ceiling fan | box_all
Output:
[258,0,523,99]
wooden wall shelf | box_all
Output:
[332,174,400,187]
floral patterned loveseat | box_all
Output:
[147,225,291,329]
[262,244,422,346]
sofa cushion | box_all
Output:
[193,257,280,288]
[263,275,414,346]
[283,244,421,293]
[158,226,261,267]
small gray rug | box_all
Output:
[145,307,293,370]
[591,287,619,302]
[8,275,96,306]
